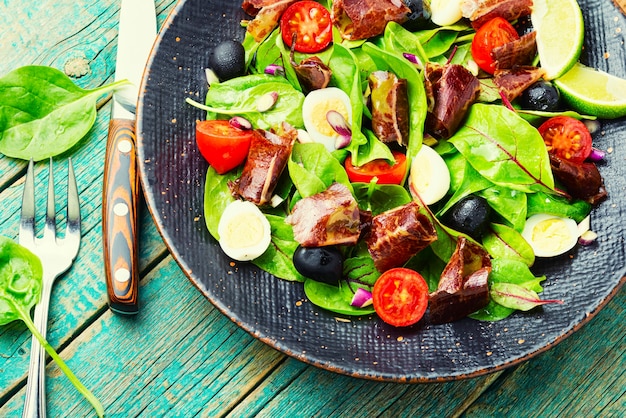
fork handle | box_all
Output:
[22,280,52,418]
[103,118,139,315]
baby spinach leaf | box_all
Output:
[0,65,128,161]
[191,74,305,129]
[288,142,352,198]
[478,185,527,231]
[304,279,375,316]
[352,182,411,215]
[439,151,493,215]
[203,166,239,240]
[470,258,546,321]
[483,223,535,266]
[449,104,557,195]
[0,236,104,416]
[490,282,563,311]
[253,215,305,282]
[527,191,592,223]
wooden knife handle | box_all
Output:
[103,118,139,315]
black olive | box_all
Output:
[402,0,431,32]
[293,245,343,285]
[514,15,534,37]
[443,195,492,240]
[519,80,561,111]
[209,40,246,81]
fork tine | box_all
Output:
[42,157,57,244]
[19,159,36,248]
[65,157,81,257]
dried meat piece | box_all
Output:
[286,183,362,247]
[369,71,410,146]
[429,237,491,324]
[230,124,296,205]
[549,155,608,205]
[332,0,410,40]
[494,65,545,101]
[244,0,299,42]
[462,0,533,29]
[366,202,437,272]
[425,64,481,139]
[493,31,537,71]
[289,40,332,93]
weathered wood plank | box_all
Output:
[465,289,625,418]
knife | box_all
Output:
[103,0,156,315]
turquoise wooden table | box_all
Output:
[0,0,624,416]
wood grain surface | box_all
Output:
[0,0,624,416]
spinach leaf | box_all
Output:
[448,104,557,195]
[328,44,369,158]
[382,22,429,65]
[0,65,128,161]
[191,74,305,129]
[0,236,104,416]
[439,151,492,215]
[249,29,282,74]
[527,191,592,223]
[288,142,352,198]
[470,258,545,321]
[203,166,239,240]
[253,215,305,282]
[352,182,411,215]
[304,279,375,316]
[478,185,527,231]
[482,223,535,266]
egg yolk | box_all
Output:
[531,218,572,253]
[222,213,265,248]
[311,98,349,136]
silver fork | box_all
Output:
[19,158,81,418]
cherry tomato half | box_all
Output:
[280,1,332,54]
[344,151,407,185]
[372,267,429,327]
[471,17,519,74]
[537,116,592,163]
[196,120,254,174]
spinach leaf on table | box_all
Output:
[0,236,104,416]
[0,65,128,161]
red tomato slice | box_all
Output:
[372,268,429,327]
[196,120,254,174]
[344,151,407,185]
[471,17,519,74]
[280,1,332,54]
[538,116,592,164]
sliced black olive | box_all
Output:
[293,245,343,285]
[519,80,561,111]
[402,0,431,32]
[443,195,492,240]
[209,40,246,81]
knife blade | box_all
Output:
[103,0,156,315]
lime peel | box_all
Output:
[555,62,626,119]
[531,0,584,80]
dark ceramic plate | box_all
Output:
[137,0,626,381]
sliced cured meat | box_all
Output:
[425,64,480,139]
[244,0,299,42]
[494,65,545,101]
[332,0,410,40]
[493,31,537,71]
[549,155,608,205]
[429,237,491,324]
[230,125,296,205]
[462,0,533,29]
[366,202,437,272]
[286,183,362,247]
[369,71,410,146]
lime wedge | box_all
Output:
[555,62,626,119]
[531,0,584,80]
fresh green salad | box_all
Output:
[187,0,615,326]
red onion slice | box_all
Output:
[256,91,279,112]
[588,147,606,162]
[350,288,373,308]
[264,64,285,76]
[229,116,252,130]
